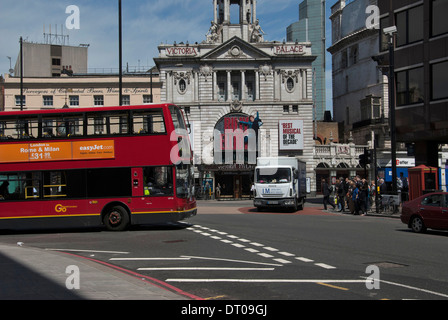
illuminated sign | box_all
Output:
[0,140,115,163]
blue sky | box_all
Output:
[0,0,338,109]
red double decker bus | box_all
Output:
[0,104,196,231]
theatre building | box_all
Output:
[154,0,317,198]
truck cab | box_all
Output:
[253,157,306,212]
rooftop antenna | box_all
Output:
[43,23,69,45]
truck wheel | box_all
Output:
[103,205,129,231]
[292,199,298,212]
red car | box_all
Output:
[401,192,448,233]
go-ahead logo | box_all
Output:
[55,204,78,213]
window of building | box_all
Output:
[432,60,448,100]
[396,67,424,106]
[15,95,26,107]
[52,58,61,66]
[286,78,295,92]
[179,79,187,94]
[283,105,290,113]
[122,95,130,106]
[143,95,153,104]
[218,82,226,101]
[341,49,348,68]
[350,44,358,65]
[396,5,423,47]
[69,95,79,107]
[94,95,104,106]
[432,0,448,36]
[43,96,54,107]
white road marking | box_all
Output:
[250,242,264,247]
[47,249,129,254]
[137,267,275,271]
[315,263,337,270]
[360,277,448,299]
[110,257,190,261]
[273,258,292,264]
[166,279,366,283]
[181,255,283,267]
[296,257,314,263]
[188,226,337,269]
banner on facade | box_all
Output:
[279,120,304,151]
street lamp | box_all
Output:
[384,25,397,193]
[118,0,123,106]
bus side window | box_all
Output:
[143,167,173,196]
[43,171,67,198]
[133,110,166,134]
[0,173,40,201]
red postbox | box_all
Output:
[408,165,439,200]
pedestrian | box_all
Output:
[205,181,210,200]
[359,181,368,215]
[250,183,255,199]
[322,178,335,210]
[352,182,360,215]
[216,183,221,199]
[0,181,9,200]
[337,178,345,212]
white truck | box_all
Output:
[253,157,307,211]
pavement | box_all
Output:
[0,243,201,300]
[0,197,399,300]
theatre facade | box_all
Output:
[154,0,317,198]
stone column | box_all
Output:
[213,71,217,101]
[241,70,246,101]
[227,70,232,102]
[214,0,218,23]
[224,0,230,23]
[255,70,259,100]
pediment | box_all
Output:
[200,36,271,61]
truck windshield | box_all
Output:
[256,168,291,184]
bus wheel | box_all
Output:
[103,206,129,231]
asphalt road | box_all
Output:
[1,199,448,302]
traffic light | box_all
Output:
[359,152,367,168]
[359,149,373,168]
[366,149,372,164]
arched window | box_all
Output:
[286,77,295,92]
[179,79,187,94]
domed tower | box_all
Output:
[208,0,264,43]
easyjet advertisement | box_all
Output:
[0,140,115,163]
